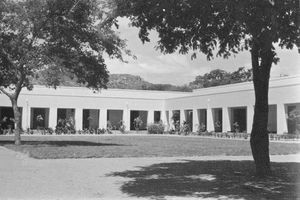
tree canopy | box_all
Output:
[115,0,299,176]
[0,0,129,144]
[0,0,128,94]
[116,0,298,59]
[189,67,252,89]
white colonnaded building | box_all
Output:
[0,75,299,135]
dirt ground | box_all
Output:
[0,146,299,200]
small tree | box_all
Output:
[118,120,126,133]
[116,0,299,176]
[133,116,143,131]
[0,0,129,144]
[36,114,44,130]
[171,111,180,132]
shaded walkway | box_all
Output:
[110,160,300,200]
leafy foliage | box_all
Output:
[147,122,165,134]
[0,0,129,144]
[116,0,299,60]
[0,0,128,94]
[189,67,252,89]
[107,74,152,89]
[133,116,143,130]
[55,118,76,135]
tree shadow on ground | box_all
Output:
[109,160,300,200]
[0,140,125,147]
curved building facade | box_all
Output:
[0,75,299,134]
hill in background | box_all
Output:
[32,73,192,92]
[32,67,252,92]
[107,74,192,92]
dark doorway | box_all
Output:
[130,110,148,130]
[31,108,49,129]
[185,110,193,131]
[199,109,207,131]
[287,104,300,134]
[154,111,161,123]
[230,107,247,132]
[107,110,123,130]
[83,109,99,129]
[213,108,222,132]
[0,106,22,129]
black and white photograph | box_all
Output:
[0,0,299,199]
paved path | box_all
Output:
[0,147,299,200]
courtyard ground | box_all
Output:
[0,135,299,199]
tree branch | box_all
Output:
[0,87,12,98]
[69,0,81,15]
[12,72,26,100]
[0,47,26,99]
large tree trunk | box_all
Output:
[250,42,273,176]
[10,98,22,145]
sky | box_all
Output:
[105,18,300,86]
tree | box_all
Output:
[189,67,252,89]
[189,69,231,88]
[0,0,128,145]
[115,0,299,176]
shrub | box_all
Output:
[197,123,206,133]
[55,118,76,134]
[106,121,113,134]
[214,121,222,132]
[44,128,54,135]
[179,121,191,135]
[97,128,106,134]
[118,120,126,134]
[147,123,165,134]
[134,116,143,131]
[233,122,240,133]
[80,128,96,134]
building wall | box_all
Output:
[165,76,300,133]
[0,87,170,131]
[0,75,299,134]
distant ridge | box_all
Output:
[107,74,191,92]
[32,73,192,92]
[32,67,253,92]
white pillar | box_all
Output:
[21,108,26,130]
[160,110,166,129]
[192,109,199,132]
[99,109,107,129]
[75,108,83,130]
[169,110,173,130]
[247,105,254,133]
[49,107,57,130]
[207,108,214,132]
[148,110,154,124]
[277,103,288,134]
[222,107,231,132]
[123,109,131,131]
[161,110,167,124]
[22,102,30,130]
[180,109,185,126]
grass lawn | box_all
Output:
[0,135,299,159]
